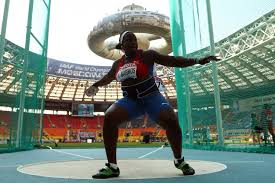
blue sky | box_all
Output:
[1,0,274,66]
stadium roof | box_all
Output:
[0,9,274,107]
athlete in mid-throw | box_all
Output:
[86,31,220,179]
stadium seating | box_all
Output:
[43,114,166,142]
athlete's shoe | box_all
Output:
[92,163,120,179]
[174,158,195,175]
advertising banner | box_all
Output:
[47,59,111,80]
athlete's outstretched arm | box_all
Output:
[92,61,118,87]
[85,61,118,96]
[143,50,220,67]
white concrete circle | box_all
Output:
[17,160,226,180]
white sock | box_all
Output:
[174,158,181,164]
[109,163,118,169]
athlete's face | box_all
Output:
[121,33,138,55]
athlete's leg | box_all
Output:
[268,122,275,145]
[252,132,257,144]
[155,107,195,175]
[104,97,144,164]
[103,104,129,164]
[142,93,182,159]
[143,93,195,175]
[93,98,144,179]
[156,107,182,159]
[92,103,129,179]
[257,134,261,144]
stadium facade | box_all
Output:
[0,1,275,152]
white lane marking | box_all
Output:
[0,165,22,168]
[46,146,94,160]
[222,161,264,163]
[138,145,164,159]
[214,162,227,170]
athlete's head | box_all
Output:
[116,31,138,55]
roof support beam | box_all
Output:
[59,79,70,100]
[46,77,59,99]
[236,56,267,81]
[4,72,23,93]
[73,80,80,101]
[222,61,252,86]
[82,81,89,101]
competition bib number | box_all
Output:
[116,63,137,82]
